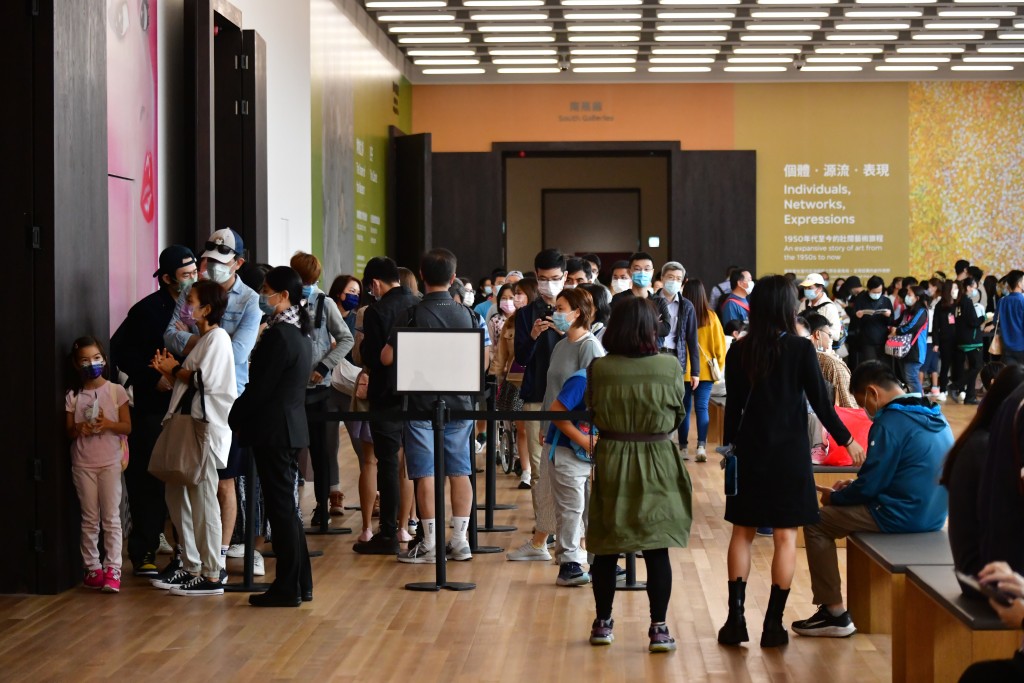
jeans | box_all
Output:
[679,380,714,446]
[902,360,923,394]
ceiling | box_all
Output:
[359,0,1024,83]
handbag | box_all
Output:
[330,358,363,396]
[698,342,723,382]
[721,385,754,497]
[884,311,925,359]
[149,371,209,486]
[990,316,1004,356]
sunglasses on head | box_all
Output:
[205,241,237,256]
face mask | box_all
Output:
[79,361,105,380]
[513,294,527,309]
[302,285,314,301]
[869,292,882,301]
[970,290,980,302]
[207,261,234,285]
[804,289,818,300]
[177,275,197,295]
[632,271,653,288]
[259,292,280,316]
[484,286,493,295]
[904,295,915,307]
[951,287,959,299]
[552,311,574,333]
[463,291,475,306]
[611,278,631,294]
[864,390,880,422]
[663,280,681,297]
[340,293,360,311]
[500,299,516,315]
[744,281,754,295]
[538,280,563,299]
[180,304,197,327]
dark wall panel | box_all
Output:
[673,151,757,287]
[432,152,503,281]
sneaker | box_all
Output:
[101,567,122,593]
[936,392,947,401]
[170,574,224,596]
[556,562,591,587]
[546,534,557,549]
[615,565,627,582]
[648,624,677,653]
[446,539,473,562]
[810,444,828,465]
[964,397,980,405]
[791,606,857,638]
[398,528,413,543]
[756,527,774,537]
[929,387,941,398]
[133,551,159,577]
[354,533,400,556]
[398,541,436,564]
[220,568,228,584]
[152,556,183,582]
[310,506,329,528]
[679,445,690,460]
[506,540,551,562]
[226,544,246,559]
[157,533,174,555]
[252,551,265,577]
[517,479,532,490]
[152,568,193,591]
[83,568,105,590]
[590,618,614,646]
[329,490,345,515]
[696,444,707,463]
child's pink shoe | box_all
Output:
[83,568,105,590]
[101,567,121,593]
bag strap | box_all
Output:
[314,293,326,329]
[173,369,206,421]
[734,381,756,446]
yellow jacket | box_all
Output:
[685,311,728,382]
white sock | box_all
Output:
[421,519,436,549]
[826,605,846,617]
[451,516,469,545]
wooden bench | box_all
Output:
[904,565,1021,683]
[707,396,724,444]
[847,531,954,683]
[795,465,860,549]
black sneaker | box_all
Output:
[170,574,224,596]
[152,556,183,582]
[133,551,159,577]
[310,506,329,528]
[151,568,193,591]
[791,606,857,638]
[354,533,400,555]
[556,562,591,587]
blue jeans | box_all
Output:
[679,380,714,446]
[903,360,923,395]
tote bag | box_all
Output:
[149,371,209,486]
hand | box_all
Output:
[856,310,867,319]
[845,439,867,466]
[174,320,191,332]
[933,345,939,353]
[690,376,700,390]
[820,489,832,506]
[880,310,891,318]
[94,408,119,435]
[156,376,173,392]
[979,562,1024,600]
[531,317,554,340]
[539,432,546,446]
[150,349,177,377]
[310,371,324,384]
[73,421,93,438]
[832,478,855,491]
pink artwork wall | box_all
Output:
[107,0,158,334]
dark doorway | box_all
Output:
[542,188,641,256]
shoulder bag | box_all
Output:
[149,370,209,486]
[884,310,926,359]
[698,342,723,382]
[720,384,754,497]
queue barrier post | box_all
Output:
[478,379,516,533]
[223,452,273,593]
[615,552,646,591]
[305,392,352,537]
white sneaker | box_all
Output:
[696,444,707,463]
[398,541,436,564]
[936,392,947,401]
[252,551,265,577]
[157,533,174,555]
[446,539,473,562]
[226,544,245,559]
[679,446,690,460]
[506,540,552,562]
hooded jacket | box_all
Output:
[830,395,952,533]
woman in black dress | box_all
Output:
[717,275,866,648]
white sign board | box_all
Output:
[394,328,484,395]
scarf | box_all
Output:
[268,305,301,330]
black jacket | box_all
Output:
[954,297,983,348]
[361,285,420,409]
[229,322,313,448]
[848,291,894,346]
[110,288,179,415]
[514,298,562,404]
[610,289,672,339]
[978,382,1024,574]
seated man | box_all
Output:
[792,361,952,638]
[805,313,859,463]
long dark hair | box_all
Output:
[682,278,711,328]
[903,285,928,321]
[602,297,659,356]
[68,335,109,395]
[579,283,611,326]
[939,279,956,309]
[941,364,1024,486]
[736,274,798,381]
[956,277,976,306]
[265,266,313,336]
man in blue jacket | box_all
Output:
[793,361,952,638]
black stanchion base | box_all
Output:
[405,581,476,592]
[470,545,504,554]
[478,525,517,533]
[223,581,274,593]
[615,581,647,591]
[342,505,360,511]
[263,549,324,558]
[477,503,517,511]
[304,527,352,536]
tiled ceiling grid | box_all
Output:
[360,0,1024,81]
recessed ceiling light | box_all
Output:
[388,24,464,32]
[421,68,486,73]
[497,67,562,73]
[750,10,829,18]
[648,66,713,71]
[734,47,802,53]
[834,22,910,30]
[800,65,864,71]
[568,23,644,31]
[940,8,1015,17]
[407,49,475,55]
[478,24,553,31]
[571,57,637,63]
[758,0,837,4]
[489,48,557,55]
[659,0,738,4]
[464,0,543,5]
[954,0,1024,4]
[563,11,643,19]
[655,34,728,41]
[745,22,821,30]
[913,32,984,39]
[885,56,950,62]
[724,65,789,71]
[951,64,1014,69]
[561,0,642,5]
[570,34,642,41]
[649,56,716,62]
[652,47,721,54]
[826,33,899,40]
[492,57,558,63]
[856,0,935,3]
[658,10,736,19]
[897,46,964,52]
[979,45,1024,51]
[377,13,456,21]
[924,21,1000,29]
[728,56,793,62]
[572,66,638,72]
[413,58,482,65]
[1000,32,1024,39]
[816,46,884,53]
[740,33,814,41]
[806,56,872,62]
[367,0,446,7]
[398,36,472,42]
[469,12,548,20]
[845,9,922,17]
[482,35,556,42]
[571,48,639,54]
[656,23,733,31]
[964,55,1024,61]
[875,64,939,70]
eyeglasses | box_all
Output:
[204,241,237,256]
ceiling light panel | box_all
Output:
[658,10,736,19]
[468,12,548,20]
[801,65,864,70]
[571,48,639,54]
[564,11,643,20]
[745,22,822,30]
[951,64,1014,69]
[750,10,829,18]
[567,23,644,31]
[648,66,713,71]
[377,12,455,20]
[492,57,558,63]
[366,0,446,7]
[845,9,923,17]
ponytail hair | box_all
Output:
[264,266,314,336]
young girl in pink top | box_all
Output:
[65,336,131,593]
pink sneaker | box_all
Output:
[102,567,122,593]
[810,444,829,465]
[83,568,105,590]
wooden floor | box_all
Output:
[0,403,975,682]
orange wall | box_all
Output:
[412,83,734,152]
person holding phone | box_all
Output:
[958,562,1024,681]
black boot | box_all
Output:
[717,579,749,645]
[760,584,791,647]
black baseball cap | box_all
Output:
[154,245,197,278]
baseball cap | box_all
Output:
[800,273,826,288]
[153,245,197,278]
[201,228,244,264]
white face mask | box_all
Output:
[207,261,234,285]
[611,278,631,294]
[463,290,475,306]
[538,279,564,299]
[743,281,754,295]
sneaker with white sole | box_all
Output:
[152,568,194,591]
[556,562,591,587]
[506,540,551,562]
[252,551,265,577]
[157,533,174,555]
[791,605,857,638]
[590,618,614,646]
[445,540,473,562]
[398,541,436,564]
[936,392,947,401]
[170,574,224,596]
[696,444,707,463]
[226,544,246,559]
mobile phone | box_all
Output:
[955,570,1016,607]
[723,454,738,497]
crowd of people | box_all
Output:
[65,238,1024,676]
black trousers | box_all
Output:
[591,549,673,623]
[125,410,167,564]
[252,445,311,599]
[939,342,956,391]
[958,650,1024,682]
[369,415,404,537]
[954,348,983,400]
[305,388,340,509]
